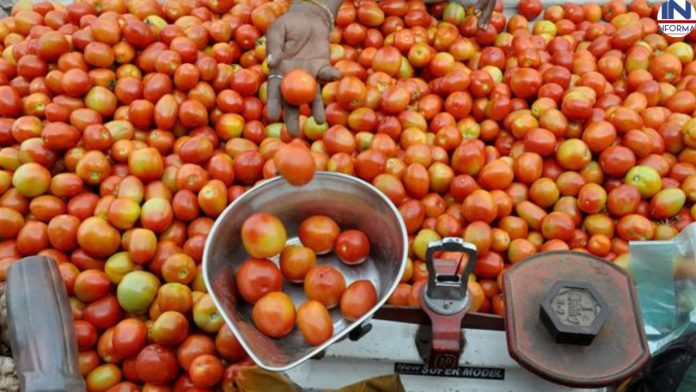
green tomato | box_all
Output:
[117,271,161,315]
[625,166,662,198]
[412,229,442,261]
[105,252,139,284]
[193,293,224,333]
[533,20,557,37]
[265,123,284,139]
[303,116,328,141]
[443,2,465,25]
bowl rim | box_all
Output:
[202,171,409,371]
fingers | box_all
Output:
[267,72,283,122]
[311,89,326,125]
[317,65,341,82]
[282,100,301,137]
[477,0,495,29]
[266,18,286,68]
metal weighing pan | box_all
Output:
[203,172,409,371]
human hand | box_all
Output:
[266,1,341,137]
[430,0,496,28]
[474,0,496,28]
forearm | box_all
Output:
[322,0,343,17]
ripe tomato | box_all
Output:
[279,245,317,283]
[281,69,318,106]
[216,324,247,362]
[83,295,123,331]
[75,320,98,351]
[86,363,122,392]
[74,269,112,303]
[274,141,316,186]
[112,318,148,360]
[189,354,224,388]
[296,300,334,346]
[135,344,179,385]
[335,230,371,265]
[519,0,543,20]
[241,212,287,258]
[304,264,346,309]
[340,280,378,321]
[252,291,296,338]
[473,252,504,280]
[77,217,120,258]
[235,258,283,304]
[298,215,341,254]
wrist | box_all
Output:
[291,0,335,28]
[322,0,343,17]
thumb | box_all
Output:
[266,18,286,68]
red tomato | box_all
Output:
[135,344,179,385]
[189,354,224,388]
[298,215,341,254]
[335,230,371,265]
[235,257,283,304]
[281,69,318,106]
[304,264,346,309]
[252,291,296,338]
[273,141,316,186]
[340,280,378,321]
[279,245,317,283]
[112,318,148,360]
[296,300,334,346]
[241,212,287,258]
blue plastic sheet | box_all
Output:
[629,223,696,391]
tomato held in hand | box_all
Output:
[298,215,341,254]
[235,257,283,304]
[252,291,296,338]
[241,212,288,258]
[296,300,334,346]
[335,229,371,265]
[340,280,378,321]
[281,69,318,106]
[304,265,346,309]
[273,141,316,186]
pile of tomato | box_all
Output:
[1,0,696,390]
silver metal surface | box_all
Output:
[423,292,471,316]
[286,320,611,392]
[203,172,408,371]
[423,238,477,315]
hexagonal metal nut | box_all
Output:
[539,281,610,346]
